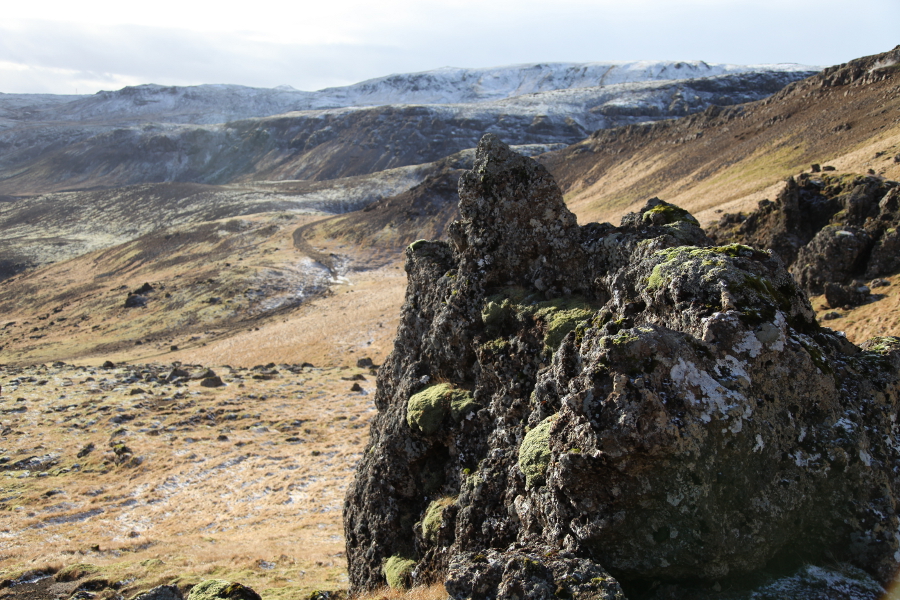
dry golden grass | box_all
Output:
[0,361,379,598]
[0,211,406,370]
[810,274,900,344]
[182,265,405,369]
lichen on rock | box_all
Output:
[343,134,900,599]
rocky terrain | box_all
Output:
[0,359,379,600]
[344,135,900,599]
[5,47,900,600]
[708,172,900,310]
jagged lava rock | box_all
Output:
[343,135,900,598]
[709,173,900,295]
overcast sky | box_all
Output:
[1,0,897,95]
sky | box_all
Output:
[1,0,897,96]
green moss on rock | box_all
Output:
[421,496,456,543]
[642,202,700,227]
[407,384,478,434]
[518,415,557,488]
[528,297,596,350]
[537,306,595,350]
[187,579,261,600]
[383,556,416,590]
[482,290,597,350]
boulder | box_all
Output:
[124,294,148,308]
[186,580,260,600]
[824,282,870,308]
[792,226,872,295]
[866,227,900,279]
[199,376,225,388]
[344,135,900,598]
[708,174,900,293]
[133,585,183,600]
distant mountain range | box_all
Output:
[0,61,818,195]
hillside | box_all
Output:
[540,46,900,226]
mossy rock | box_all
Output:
[483,289,596,350]
[642,201,700,227]
[407,239,428,252]
[186,579,261,600]
[481,298,514,330]
[421,496,456,543]
[407,384,478,434]
[536,306,595,350]
[383,556,416,590]
[529,297,596,350]
[518,415,557,487]
[646,245,765,292]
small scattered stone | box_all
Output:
[200,376,225,388]
[133,584,183,600]
[124,294,147,308]
[823,311,842,320]
[192,368,217,380]
[76,443,95,458]
[356,357,374,368]
[350,383,363,392]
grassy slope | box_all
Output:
[0,212,403,369]
[541,52,900,228]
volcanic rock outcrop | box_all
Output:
[343,135,900,598]
[709,172,900,306]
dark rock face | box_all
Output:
[343,136,900,598]
[709,174,900,296]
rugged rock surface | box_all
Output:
[709,172,900,303]
[344,136,900,598]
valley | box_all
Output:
[2,47,900,599]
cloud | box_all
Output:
[0,0,898,95]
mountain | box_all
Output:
[0,61,816,125]
[0,62,817,196]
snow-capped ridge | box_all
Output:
[0,60,820,126]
